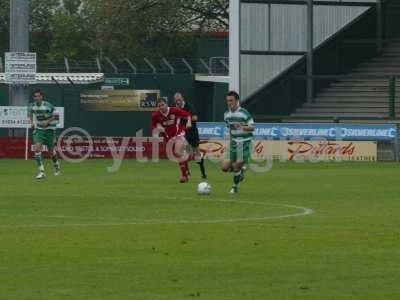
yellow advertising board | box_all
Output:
[80,90,160,111]
[199,140,377,162]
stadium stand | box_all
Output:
[242,0,400,122]
[291,40,400,119]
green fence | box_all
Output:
[0,74,228,137]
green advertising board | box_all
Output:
[105,78,130,86]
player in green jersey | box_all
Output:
[28,89,61,179]
[221,91,255,194]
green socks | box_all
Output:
[35,152,44,172]
[52,153,60,169]
[233,171,242,186]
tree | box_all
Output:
[1,0,229,62]
[47,0,95,60]
[1,0,60,59]
[179,0,229,32]
[63,0,82,14]
[29,0,60,57]
[78,0,229,59]
[0,1,10,56]
[80,0,197,58]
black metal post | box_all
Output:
[307,0,314,103]
[389,76,396,119]
[376,0,383,54]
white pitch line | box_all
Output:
[0,199,314,229]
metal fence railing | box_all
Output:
[0,56,230,76]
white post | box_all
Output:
[25,126,29,160]
[229,0,240,93]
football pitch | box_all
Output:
[0,159,399,300]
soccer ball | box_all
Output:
[197,182,212,195]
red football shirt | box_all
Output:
[151,107,191,140]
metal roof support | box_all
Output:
[144,58,157,73]
[162,58,175,74]
[64,57,70,73]
[106,57,118,74]
[199,58,212,75]
[124,58,137,74]
[219,58,229,74]
[96,57,102,73]
[181,58,194,74]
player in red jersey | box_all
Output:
[151,98,192,183]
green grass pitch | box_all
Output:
[0,159,399,300]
